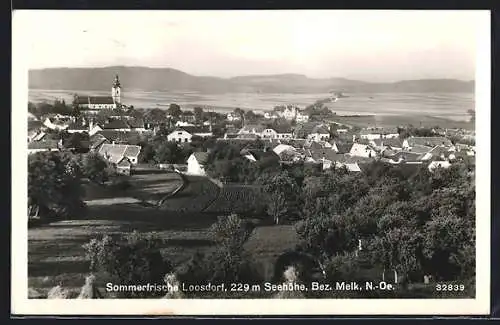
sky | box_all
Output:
[14,10,485,82]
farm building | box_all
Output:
[349,143,378,158]
[307,125,330,142]
[67,121,89,134]
[359,128,399,140]
[187,152,209,176]
[167,129,193,143]
[89,133,110,152]
[116,157,132,175]
[43,117,70,131]
[102,119,132,132]
[403,137,453,150]
[98,143,141,165]
[261,125,293,140]
[28,140,60,154]
[238,124,266,136]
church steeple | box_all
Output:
[111,74,121,107]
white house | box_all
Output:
[98,143,141,165]
[403,137,453,150]
[264,112,279,119]
[360,128,399,140]
[227,112,242,121]
[238,124,265,136]
[349,143,378,158]
[43,117,69,131]
[307,125,330,142]
[187,152,209,176]
[89,124,103,136]
[175,121,196,127]
[428,160,451,172]
[167,129,193,143]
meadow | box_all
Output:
[28,171,298,298]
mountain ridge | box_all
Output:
[29,66,474,93]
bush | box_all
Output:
[82,231,172,298]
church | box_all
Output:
[75,75,123,112]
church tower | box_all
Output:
[111,74,121,107]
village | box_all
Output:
[27,75,477,300]
[28,75,475,177]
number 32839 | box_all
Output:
[435,284,465,291]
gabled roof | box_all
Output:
[182,126,212,134]
[239,124,266,134]
[67,122,88,131]
[90,133,109,149]
[103,119,130,130]
[308,148,341,162]
[117,157,132,167]
[99,144,141,164]
[382,138,403,148]
[192,152,209,165]
[97,130,142,144]
[293,122,323,137]
[387,151,422,162]
[406,136,453,147]
[336,143,353,154]
[89,96,115,105]
[272,144,296,156]
[407,144,433,154]
[270,124,293,134]
[28,140,59,150]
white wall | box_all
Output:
[187,155,206,176]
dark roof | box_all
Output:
[382,138,403,148]
[89,96,115,105]
[117,157,132,167]
[192,152,209,164]
[28,140,59,150]
[308,148,341,162]
[96,130,142,144]
[269,124,293,134]
[28,120,43,131]
[293,122,323,138]
[336,143,354,154]
[90,133,109,149]
[182,126,212,134]
[127,119,145,129]
[407,137,453,147]
[103,119,130,130]
[67,122,88,131]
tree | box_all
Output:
[145,108,167,125]
[168,103,182,119]
[193,107,204,124]
[28,151,86,221]
[153,141,182,164]
[72,94,81,118]
[82,152,111,185]
[82,231,172,298]
[261,171,299,224]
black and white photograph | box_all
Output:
[12,9,490,315]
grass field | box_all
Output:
[28,172,299,298]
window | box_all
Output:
[185,138,188,142]
[178,132,182,135]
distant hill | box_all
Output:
[29,66,474,93]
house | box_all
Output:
[293,122,326,139]
[98,143,141,165]
[335,143,353,154]
[238,124,266,136]
[28,130,46,143]
[241,149,280,165]
[181,126,213,138]
[89,133,110,152]
[102,119,131,132]
[261,125,293,140]
[116,157,132,176]
[96,130,142,145]
[359,127,399,140]
[43,117,69,131]
[89,123,103,136]
[264,112,279,119]
[167,129,193,143]
[187,152,209,176]
[428,160,451,172]
[175,121,196,127]
[75,75,122,111]
[349,143,378,158]
[67,121,89,134]
[419,145,452,161]
[180,111,196,123]
[403,137,453,150]
[307,125,330,142]
[28,140,60,154]
[227,112,242,121]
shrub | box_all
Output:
[82,231,172,298]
